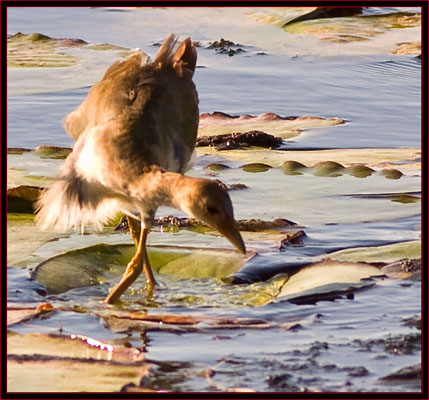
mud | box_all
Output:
[197,131,283,150]
[116,216,297,233]
[207,38,247,56]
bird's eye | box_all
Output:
[128,89,137,102]
[206,206,219,215]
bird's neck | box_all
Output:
[158,170,199,215]
[127,167,199,217]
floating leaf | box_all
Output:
[392,41,421,55]
[240,163,272,173]
[346,164,374,178]
[7,332,147,392]
[198,112,345,139]
[282,160,307,175]
[251,9,421,45]
[7,302,54,326]
[31,244,248,294]
[7,32,84,67]
[328,240,421,264]
[312,161,345,177]
[381,258,421,280]
[276,259,382,303]
[34,145,72,159]
[7,213,66,267]
[380,168,403,180]
[7,185,42,213]
[197,147,421,176]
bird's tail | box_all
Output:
[153,34,197,79]
[35,163,117,233]
[153,34,178,69]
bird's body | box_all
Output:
[36,35,245,303]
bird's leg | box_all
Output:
[105,224,154,304]
[127,216,141,248]
[127,216,156,288]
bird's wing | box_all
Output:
[63,51,148,141]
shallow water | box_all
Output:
[7,7,421,149]
[6,6,421,393]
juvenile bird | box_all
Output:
[36,34,246,304]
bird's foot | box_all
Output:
[104,256,143,304]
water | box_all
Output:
[6,6,422,393]
[7,7,421,149]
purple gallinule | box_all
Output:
[36,34,246,304]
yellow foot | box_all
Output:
[104,257,143,304]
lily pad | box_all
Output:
[379,168,403,180]
[7,33,136,96]
[381,258,421,280]
[250,9,420,44]
[7,167,54,189]
[7,32,132,69]
[34,145,72,159]
[283,12,421,43]
[7,302,54,326]
[31,243,248,295]
[198,112,345,139]
[7,213,67,267]
[204,163,231,172]
[7,32,83,67]
[7,185,42,214]
[276,259,382,303]
[346,164,375,178]
[312,161,345,177]
[197,147,421,175]
[240,163,273,173]
[87,43,128,51]
[327,240,421,264]
[282,160,307,175]
[392,41,421,55]
[7,332,147,392]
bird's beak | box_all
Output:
[218,220,246,255]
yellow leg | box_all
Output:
[127,216,156,288]
[105,225,156,304]
[127,216,141,248]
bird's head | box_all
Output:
[175,178,246,254]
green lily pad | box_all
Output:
[327,240,421,264]
[276,259,382,303]
[282,160,307,175]
[7,147,32,155]
[7,213,66,267]
[87,43,128,51]
[7,302,54,326]
[7,332,147,392]
[34,145,72,159]
[7,167,54,189]
[7,32,82,67]
[7,32,133,69]
[7,185,42,214]
[196,147,421,176]
[346,164,374,178]
[204,163,231,172]
[312,161,345,177]
[390,194,420,204]
[380,168,403,180]
[198,112,345,139]
[250,9,421,45]
[31,243,247,295]
[392,41,421,55]
[240,163,272,173]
